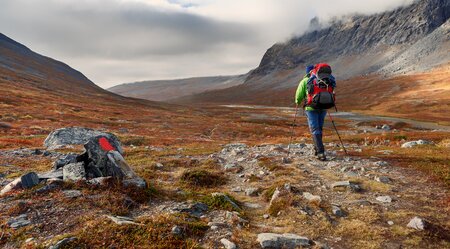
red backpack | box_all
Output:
[305,63,336,109]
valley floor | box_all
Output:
[0,86,449,248]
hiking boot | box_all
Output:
[312,134,325,154]
[317,153,327,161]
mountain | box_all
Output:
[173,0,449,107]
[0,33,185,138]
[0,33,105,94]
[108,74,247,102]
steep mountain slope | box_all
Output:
[174,0,449,108]
[108,74,247,102]
[0,33,105,94]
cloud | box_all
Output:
[0,0,414,87]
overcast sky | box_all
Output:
[0,0,414,88]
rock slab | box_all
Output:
[257,233,311,249]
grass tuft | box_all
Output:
[180,169,226,188]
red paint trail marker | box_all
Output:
[99,137,115,151]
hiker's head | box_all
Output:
[306,65,314,74]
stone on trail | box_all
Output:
[257,233,311,249]
[220,238,237,249]
[171,225,183,235]
[245,187,260,196]
[401,140,433,148]
[332,205,346,217]
[269,188,281,205]
[376,196,392,203]
[63,190,82,198]
[375,176,391,183]
[407,217,428,231]
[49,237,77,249]
[331,181,361,192]
[106,215,138,225]
[44,127,123,153]
[86,176,112,185]
[63,162,85,181]
[302,192,322,202]
[123,177,147,188]
[7,214,31,229]
[381,124,391,130]
[176,202,209,218]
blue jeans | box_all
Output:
[305,110,327,135]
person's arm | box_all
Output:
[295,77,308,105]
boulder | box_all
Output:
[63,163,85,181]
[19,172,39,189]
[257,233,311,249]
[81,136,129,179]
[44,127,123,153]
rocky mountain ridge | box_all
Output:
[250,0,449,80]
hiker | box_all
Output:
[295,64,336,161]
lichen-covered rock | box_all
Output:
[63,162,85,181]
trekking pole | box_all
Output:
[286,105,300,159]
[327,112,348,155]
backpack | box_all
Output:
[305,63,336,109]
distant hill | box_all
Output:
[174,0,449,106]
[108,74,247,102]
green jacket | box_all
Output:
[295,74,314,111]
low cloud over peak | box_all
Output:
[0,0,414,87]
